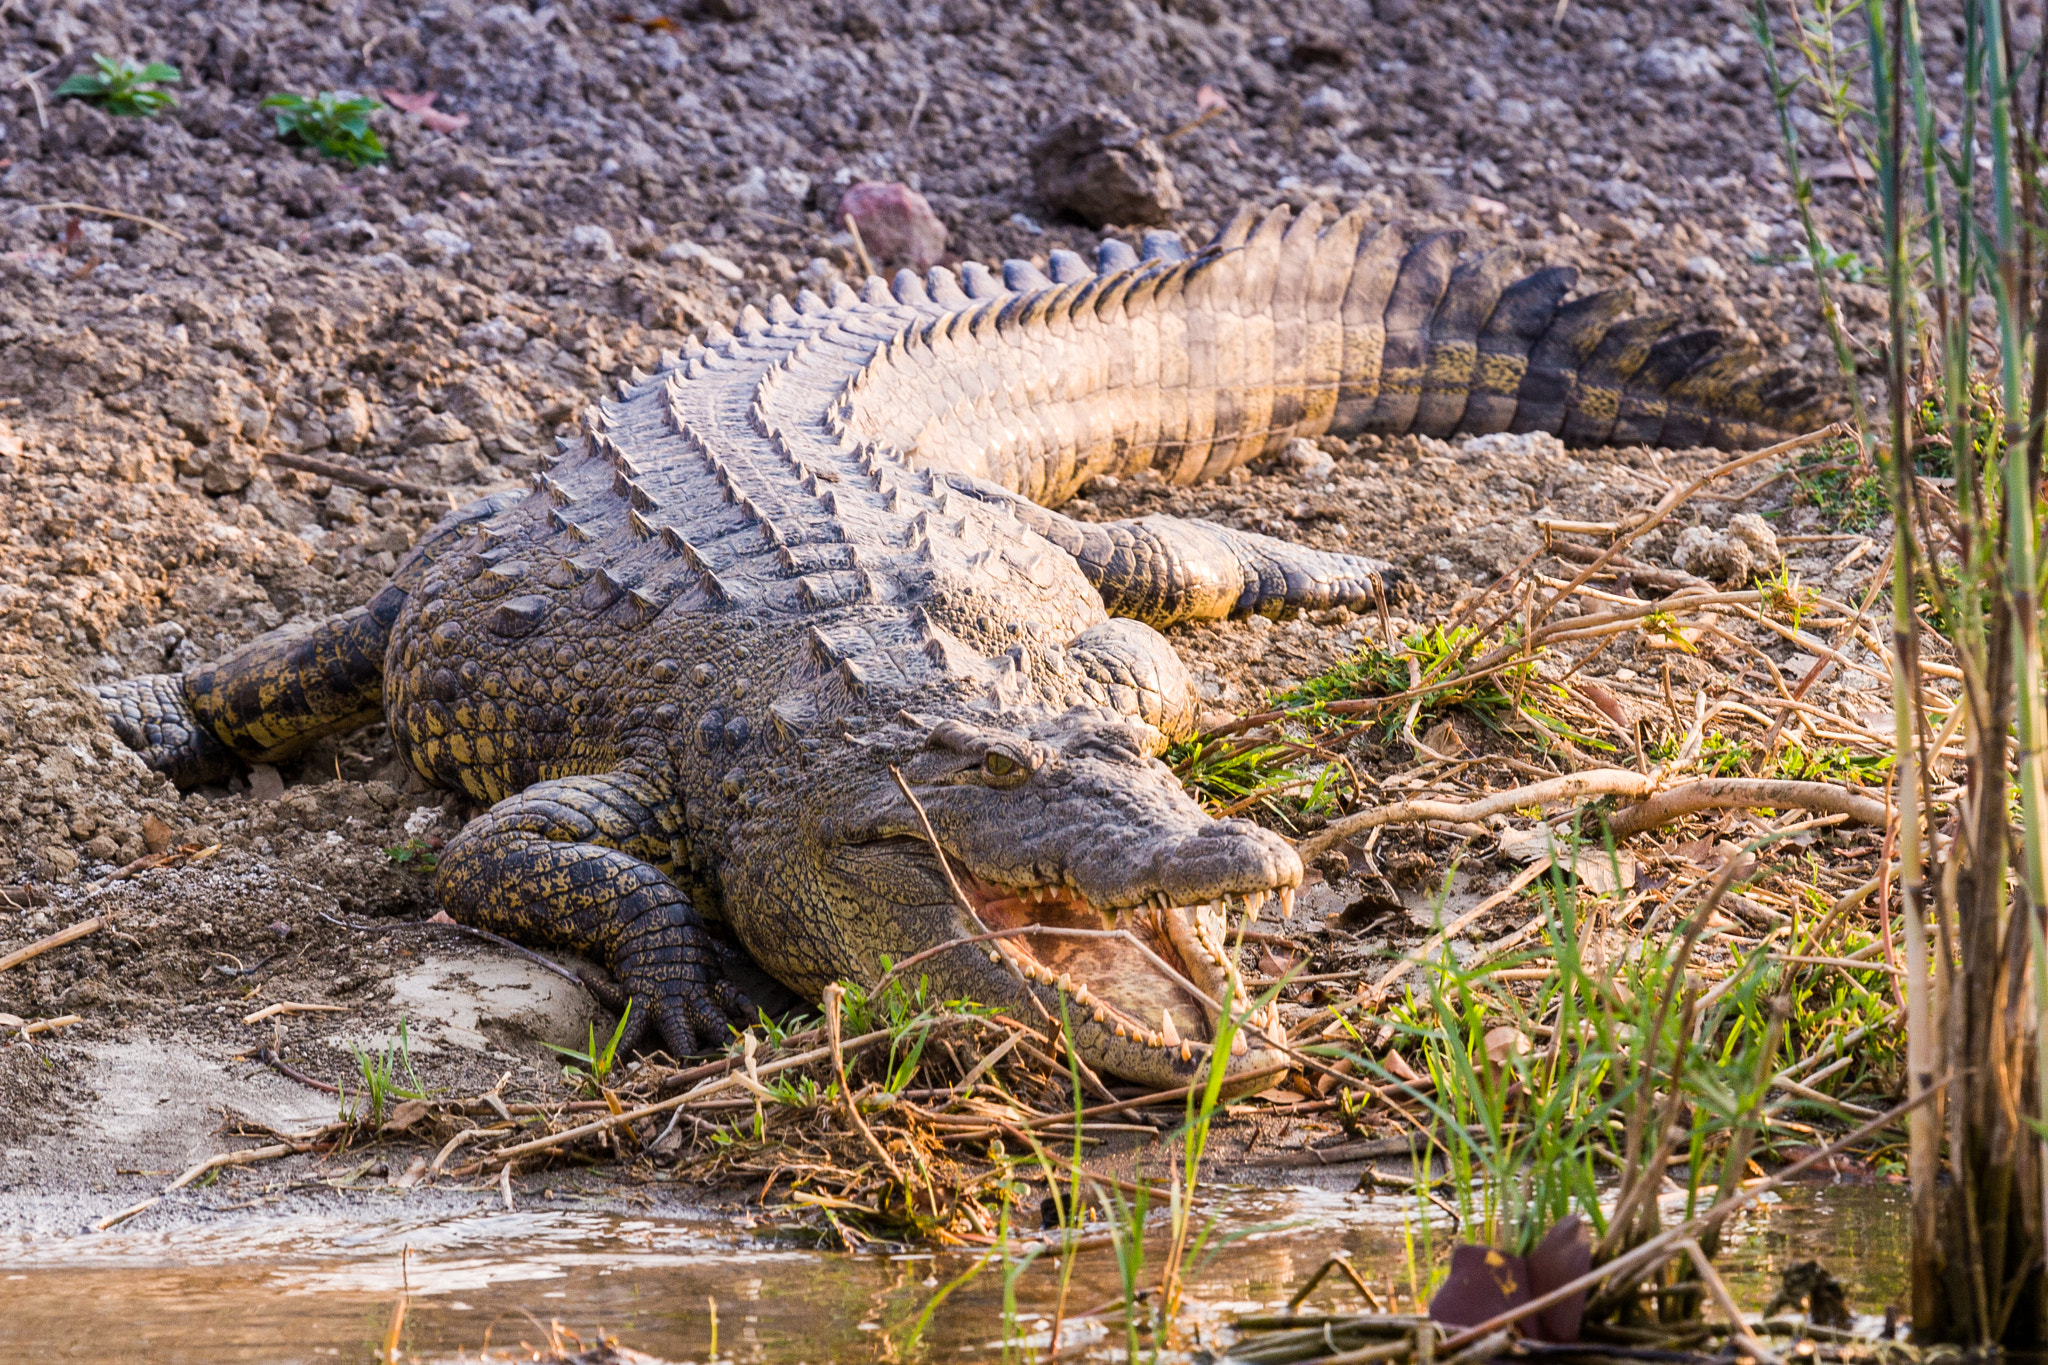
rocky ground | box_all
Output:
[0,0,1912,1235]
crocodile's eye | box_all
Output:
[983,752,1020,778]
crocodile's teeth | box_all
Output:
[1246,890,1267,920]
[988,950,1001,964]
[1092,1006,1106,1024]
[1180,1042,1193,1062]
[1159,1009,1180,1047]
[1280,887,1295,921]
[1114,1023,1128,1038]
[1056,971,1074,994]
[1230,1029,1249,1056]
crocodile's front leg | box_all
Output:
[941,475,1395,627]
[435,769,753,1057]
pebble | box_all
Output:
[1027,106,1181,228]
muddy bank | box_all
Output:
[0,0,1917,1229]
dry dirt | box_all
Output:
[0,0,1914,1236]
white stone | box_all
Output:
[1277,437,1336,482]
[567,223,618,259]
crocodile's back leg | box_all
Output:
[941,473,1392,629]
[435,769,752,1056]
[99,493,517,786]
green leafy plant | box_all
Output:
[56,54,180,117]
[261,91,387,167]
[384,837,437,872]
[544,1002,633,1097]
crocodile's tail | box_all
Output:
[831,202,1832,505]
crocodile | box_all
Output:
[98,203,1820,1091]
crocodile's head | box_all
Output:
[809,708,1302,1093]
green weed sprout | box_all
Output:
[57,55,180,118]
[544,1002,634,1097]
[346,1018,432,1130]
[261,91,387,167]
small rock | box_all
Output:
[1673,519,1779,585]
[1636,40,1726,86]
[1028,106,1182,228]
[661,239,746,282]
[247,764,286,802]
[1460,430,1566,464]
[417,227,471,265]
[1497,97,1534,128]
[1684,254,1728,284]
[1080,473,1121,495]
[1596,177,1647,213]
[836,181,950,272]
[271,921,292,939]
[83,834,119,862]
[1277,437,1336,482]
[1837,282,1890,321]
[1728,511,1781,567]
[709,39,753,73]
[566,224,618,259]
[1302,86,1353,124]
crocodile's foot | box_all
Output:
[95,673,236,788]
[580,961,755,1060]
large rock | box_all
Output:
[1028,106,1182,228]
[836,181,949,272]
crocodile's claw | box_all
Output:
[95,673,236,787]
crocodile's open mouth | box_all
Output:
[960,872,1294,1063]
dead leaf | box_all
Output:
[1484,1025,1531,1065]
[1420,718,1464,757]
[1579,681,1628,730]
[1382,1048,1423,1083]
[1196,83,1229,114]
[141,814,174,854]
[1257,948,1302,979]
[380,1098,431,1133]
[1314,1057,1360,1097]
[382,89,470,135]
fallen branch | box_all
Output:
[482,1027,897,1163]
[242,1001,348,1026]
[92,1196,162,1232]
[1299,770,1656,862]
[265,450,444,499]
[164,1141,302,1192]
[258,1046,339,1094]
[1605,779,1886,837]
[934,1064,1287,1140]
[29,200,188,241]
[0,915,107,972]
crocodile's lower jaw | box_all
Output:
[964,875,1289,1068]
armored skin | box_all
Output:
[98,203,1820,1089]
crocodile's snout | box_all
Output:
[836,713,1305,1091]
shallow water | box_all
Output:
[0,1181,1907,1363]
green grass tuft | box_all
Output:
[261,91,387,166]
[56,55,180,118]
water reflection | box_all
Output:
[0,1180,1907,1363]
